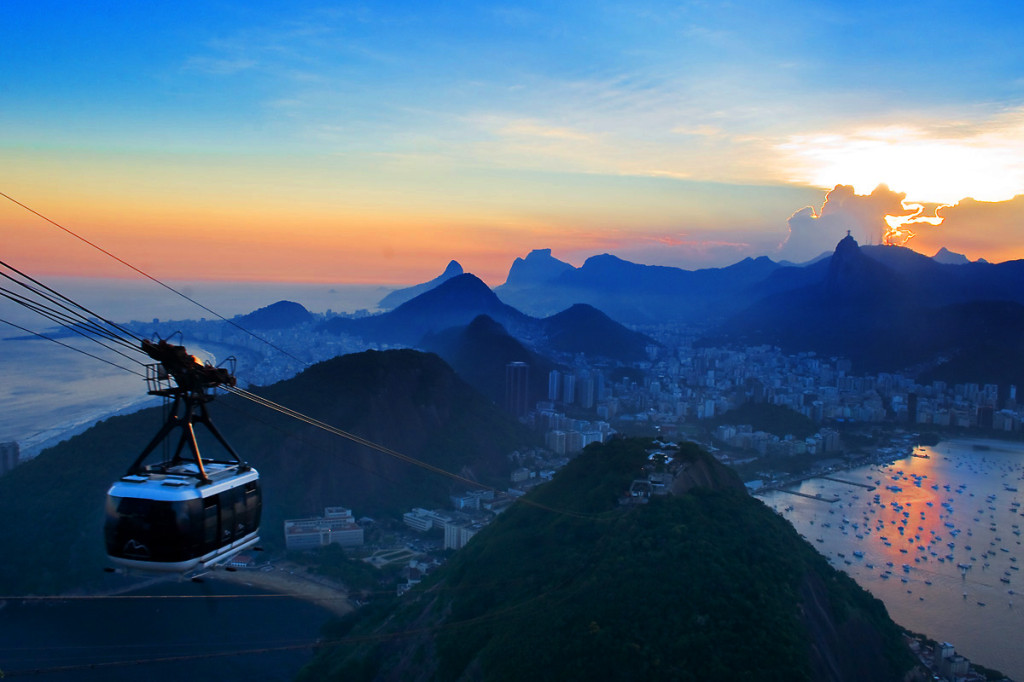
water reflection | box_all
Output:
[761,439,1024,680]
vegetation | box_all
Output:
[0,349,535,595]
[299,438,914,681]
[711,402,819,439]
[287,544,397,595]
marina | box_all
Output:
[760,438,1024,680]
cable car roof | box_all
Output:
[108,463,259,501]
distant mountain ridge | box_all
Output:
[323,273,530,346]
[495,250,783,324]
[320,242,1024,379]
[377,260,464,310]
[932,247,971,265]
[321,273,655,364]
[501,248,574,288]
[708,235,1024,376]
[233,300,313,329]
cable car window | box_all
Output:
[219,487,236,541]
[106,496,193,562]
[232,487,246,538]
[203,497,218,547]
[243,481,260,533]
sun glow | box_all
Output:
[779,113,1024,246]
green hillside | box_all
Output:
[299,438,914,681]
[0,349,534,595]
[711,402,819,439]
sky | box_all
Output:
[3,0,1024,285]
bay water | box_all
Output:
[0,576,334,681]
[761,438,1024,679]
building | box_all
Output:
[578,375,595,408]
[548,369,561,401]
[933,642,970,680]
[403,507,451,533]
[0,442,19,476]
[444,520,484,550]
[284,507,364,550]
[546,429,567,455]
[505,362,529,417]
[562,373,576,404]
[450,493,480,510]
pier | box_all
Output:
[816,476,876,491]
[774,489,840,503]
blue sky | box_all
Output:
[3,1,1024,282]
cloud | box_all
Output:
[778,184,914,262]
[778,186,1024,265]
[183,56,258,76]
[498,120,593,142]
[777,107,1024,205]
[910,195,1024,263]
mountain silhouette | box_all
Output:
[233,300,314,329]
[541,303,654,361]
[322,273,653,364]
[421,314,561,409]
[0,349,533,594]
[377,260,464,310]
[500,248,574,287]
[496,251,782,324]
[932,246,971,265]
[711,235,1024,374]
[323,273,530,346]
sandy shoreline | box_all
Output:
[79,560,355,619]
[211,561,354,618]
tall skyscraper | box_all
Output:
[548,369,561,401]
[506,362,529,417]
[562,373,576,405]
[579,376,595,408]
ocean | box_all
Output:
[0,576,336,681]
[0,279,393,454]
[760,438,1024,680]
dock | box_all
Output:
[775,489,840,503]
[816,476,876,490]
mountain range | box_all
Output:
[323,273,655,365]
[225,238,1024,399]
[494,248,783,325]
[490,243,1023,333]
[709,235,1024,379]
[357,240,1024,382]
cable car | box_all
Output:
[105,463,260,571]
[104,339,261,572]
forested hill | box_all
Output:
[0,349,534,595]
[299,438,914,682]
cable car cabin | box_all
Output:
[105,462,261,572]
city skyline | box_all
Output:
[4,1,1024,285]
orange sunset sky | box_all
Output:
[4,2,1024,286]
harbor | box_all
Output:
[760,438,1024,680]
